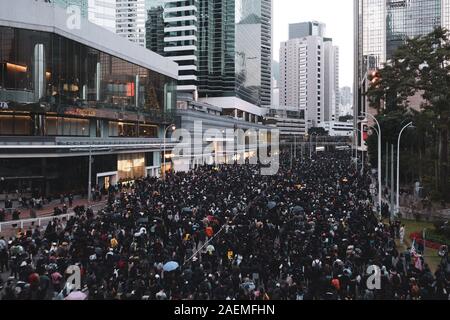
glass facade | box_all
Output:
[444,0,450,30]
[386,0,442,57]
[0,26,177,136]
[354,0,447,145]
[145,3,165,56]
[362,0,386,68]
[198,0,236,99]
[53,0,89,17]
[197,0,271,106]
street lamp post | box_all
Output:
[309,133,317,159]
[362,112,382,218]
[88,145,92,204]
[355,128,364,175]
[396,122,413,216]
[294,135,297,159]
[163,124,176,181]
[353,128,359,169]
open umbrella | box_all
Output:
[137,217,148,224]
[65,291,87,300]
[291,206,305,215]
[242,281,256,292]
[163,261,179,272]
[182,207,193,214]
[206,245,215,254]
[267,202,277,210]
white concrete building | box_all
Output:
[88,0,116,33]
[319,121,354,137]
[324,39,339,122]
[280,36,324,128]
[264,105,307,137]
[116,0,146,47]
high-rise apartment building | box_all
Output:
[116,0,146,46]
[280,22,339,128]
[340,86,353,107]
[280,36,325,127]
[163,0,198,94]
[88,0,116,33]
[324,39,339,121]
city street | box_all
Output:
[1,150,447,300]
[0,0,449,304]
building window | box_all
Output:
[45,116,89,136]
[0,115,32,136]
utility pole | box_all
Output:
[385,143,389,189]
[391,144,395,222]
[88,146,92,205]
[294,135,297,159]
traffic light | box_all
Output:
[367,70,381,88]
[362,123,369,141]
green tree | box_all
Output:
[366,27,450,201]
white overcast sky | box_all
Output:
[273,0,354,88]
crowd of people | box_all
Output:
[0,150,448,300]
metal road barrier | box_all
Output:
[0,202,105,233]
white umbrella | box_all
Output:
[64,291,87,300]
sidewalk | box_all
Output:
[1,197,106,222]
[0,199,107,238]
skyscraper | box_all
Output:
[386,0,442,58]
[198,0,272,107]
[145,0,272,107]
[289,21,326,39]
[162,0,199,95]
[280,22,339,128]
[145,1,165,56]
[280,36,324,127]
[116,0,146,47]
[354,0,448,124]
[88,0,116,33]
[53,0,89,17]
[324,39,339,122]
[444,0,450,29]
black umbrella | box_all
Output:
[182,207,193,214]
[267,202,277,210]
[291,206,305,215]
[137,217,149,224]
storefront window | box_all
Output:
[45,116,89,136]
[0,26,177,119]
[118,153,146,181]
[0,114,32,135]
[139,124,158,138]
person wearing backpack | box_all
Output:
[0,236,8,273]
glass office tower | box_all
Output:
[198,0,272,107]
[386,0,442,58]
[354,0,448,149]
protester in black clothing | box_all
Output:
[0,151,448,300]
